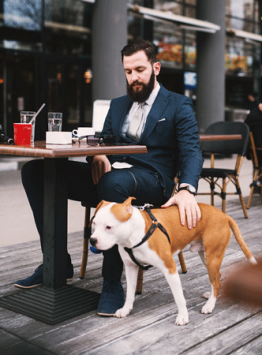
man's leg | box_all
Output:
[96,167,166,315]
[14,159,97,288]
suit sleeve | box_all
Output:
[174,96,204,190]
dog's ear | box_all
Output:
[94,200,111,216]
[111,197,135,222]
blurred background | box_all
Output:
[0,0,261,138]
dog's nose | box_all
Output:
[90,237,97,247]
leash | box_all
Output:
[124,205,171,270]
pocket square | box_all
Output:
[158,118,166,122]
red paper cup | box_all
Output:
[13,123,32,145]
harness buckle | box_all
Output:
[139,203,154,211]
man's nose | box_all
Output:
[130,72,139,82]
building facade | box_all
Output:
[0,0,261,138]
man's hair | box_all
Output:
[121,39,158,64]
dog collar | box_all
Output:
[124,207,171,271]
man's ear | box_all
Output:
[153,61,161,76]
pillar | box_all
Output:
[196,0,226,133]
[92,0,128,102]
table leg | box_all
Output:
[43,158,68,289]
[0,158,100,324]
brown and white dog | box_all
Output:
[90,197,257,325]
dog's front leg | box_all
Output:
[115,261,139,318]
[163,268,189,325]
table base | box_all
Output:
[0,285,100,325]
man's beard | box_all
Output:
[127,70,155,103]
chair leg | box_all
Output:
[136,268,143,295]
[178,251,187,273]
[247,169,259,209]
[235,177,248,218]
[221,178,227,213]
[79,207,91,279]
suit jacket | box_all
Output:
[101,84,204,199]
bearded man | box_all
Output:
[15,39,203,316]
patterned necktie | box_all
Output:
[127,103,145,142]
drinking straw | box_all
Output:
[29,103,46,124]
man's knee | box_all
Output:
[97,169,135,203]
[21,159,43,189]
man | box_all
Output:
[14,39,203,316]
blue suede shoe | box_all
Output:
[14,263,74,289]
[97,280,125,316]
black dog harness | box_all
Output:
[124,205,171,270]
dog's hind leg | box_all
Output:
[198,250,213,300]
[201,254,223,314]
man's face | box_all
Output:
[123,50,160,103]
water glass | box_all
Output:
[20,111,36,143]
[48,112,63,132]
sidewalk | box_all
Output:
[0,154,254,248]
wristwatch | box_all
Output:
[178,185,196,196]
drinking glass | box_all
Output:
[48,112,63,132]
[20,111,36,143]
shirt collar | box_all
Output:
[145,82,160,107]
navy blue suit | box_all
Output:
[102,84,203,198]
[21,84,203,283]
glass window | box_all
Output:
[3,0,42,31]
[154,0,183,15]
[225,37,254,75]
[226,0,254,20]
[154,25,183,69]
[185,5,196,19]
[184,32,196,70]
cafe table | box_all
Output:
[0,141,147,324]
[0,134,241,324]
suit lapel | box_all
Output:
[140,85,170,142]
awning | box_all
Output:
[226,28,262,43]
[127,4,220,33]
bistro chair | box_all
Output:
[198,121,249,218]
[79,101,187,294]
[246,122,262,209]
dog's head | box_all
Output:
[90,197,136,250]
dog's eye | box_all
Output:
[106,226,112,230]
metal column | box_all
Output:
[92,0,128,102]
[196,0,226,133]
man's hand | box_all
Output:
[161,190,201,229]
[91,155,111,185]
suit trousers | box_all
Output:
[21,159,166,282]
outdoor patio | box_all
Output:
[1,194,262,355]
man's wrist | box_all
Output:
[178,184,196,196]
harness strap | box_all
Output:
[124,207,171,270]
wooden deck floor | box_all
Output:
[1,195,262,355]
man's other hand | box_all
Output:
[161,190,201,229]
[91,155,111,185]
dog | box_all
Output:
[90,197,257,325]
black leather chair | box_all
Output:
[198,121,249,218]
[246,122,262,208]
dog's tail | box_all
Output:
[228,215,257,265]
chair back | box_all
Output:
[248,122,262,166]
[92,100,111,133]
[200,121,250,157]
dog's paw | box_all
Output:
[175,312,189,326]
[115,307,132,318]
[202,292,211,299]
[201,301,215,314]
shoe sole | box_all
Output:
[97,311,115,317]
[13,277,74,289]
